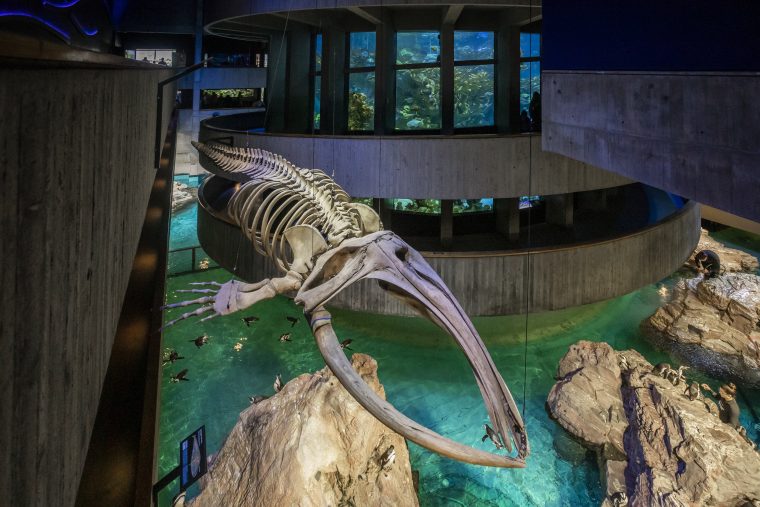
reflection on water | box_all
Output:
[158,192,760,506]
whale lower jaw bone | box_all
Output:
[296,231,529,467]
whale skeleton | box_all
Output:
[164,140,529,468]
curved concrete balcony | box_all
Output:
[198,112,631,199]
[204,0,540,36]
[196,175,701,316]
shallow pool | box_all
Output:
[157,203,760,506]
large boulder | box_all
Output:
[643,273,760,387]
[687,228,759,274]
[547,341,760,507]
[172,181,197,212]
[189,354,419,507]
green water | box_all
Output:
[158,200,760,505]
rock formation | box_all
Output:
[189,354,419,507]
[172,181,197,212]
[547,341,760,507]
[643,273,760,387]
[687,228,759,274]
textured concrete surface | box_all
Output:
[198,198,700,316]
[543,70,760,222]
[198,129,632,199]
[0,65,173,507]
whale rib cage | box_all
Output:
[193,141,363,272]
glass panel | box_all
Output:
[314,34,323,72]
[520,60,541,131]
[349,32,376,68]
[391,199,441,214]
[396,31,440,64]
[454,198,493,214]
[454,64,495,128]
[313,77,321,130]
[454,31,495,61]
[395,68,441,129]
[520,32,541,58]
[348,71,375,131]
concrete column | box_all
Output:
[546,193,574,228]
[577,188,608,212]
[376,198,393,230]
[495,197,520,242]
[440,199,454,249]
[192,0,203,114]
[440,24,454,135]
[286,28,312,133]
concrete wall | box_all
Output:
[198,129,631,199]
[0,64,173,507]
[542,71,760,222]
[198,199,700,315]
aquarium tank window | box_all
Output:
[388,198,494,214]
[395,32,441,130]
[200,89,258,109]
[312,34,323,130]
[520,31,541,132]
[347,32,376,131]
[519,195,542,209]
[454,198,493,213]
[454,31,495,129]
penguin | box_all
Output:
[171,369,189,382]
[286,316,299,327]
[481,424,504,450]
[685,381,701,401]
[273,374,283,393]
[249,395,269,404]
[653,362,670,377]
[610,491,628,507]
[242,315,259,327]
[190,334,208,348]
[378,445,396,469]
[668,365,688,386]
[340,338,353,351]
[162,349,184,365]
[279,333,292,342]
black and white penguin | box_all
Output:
[242,315,259,327]
[279,333,292,342]
[340,338,353,350]
[286,316,299,327]
[653,362,670,377]
[190,334,208,348]
[249,395,269,404]
[481,424,504,450]
[378,446,396,469]
[685,381,701,401]
[273,374,283,393]
[171,369,189,382]
[610,491,628,507]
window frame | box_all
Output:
[310,32,323,133]
[393,30,443,134]
[344,31,377,134]
[519,30,542,133]
[452,30,497,133]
